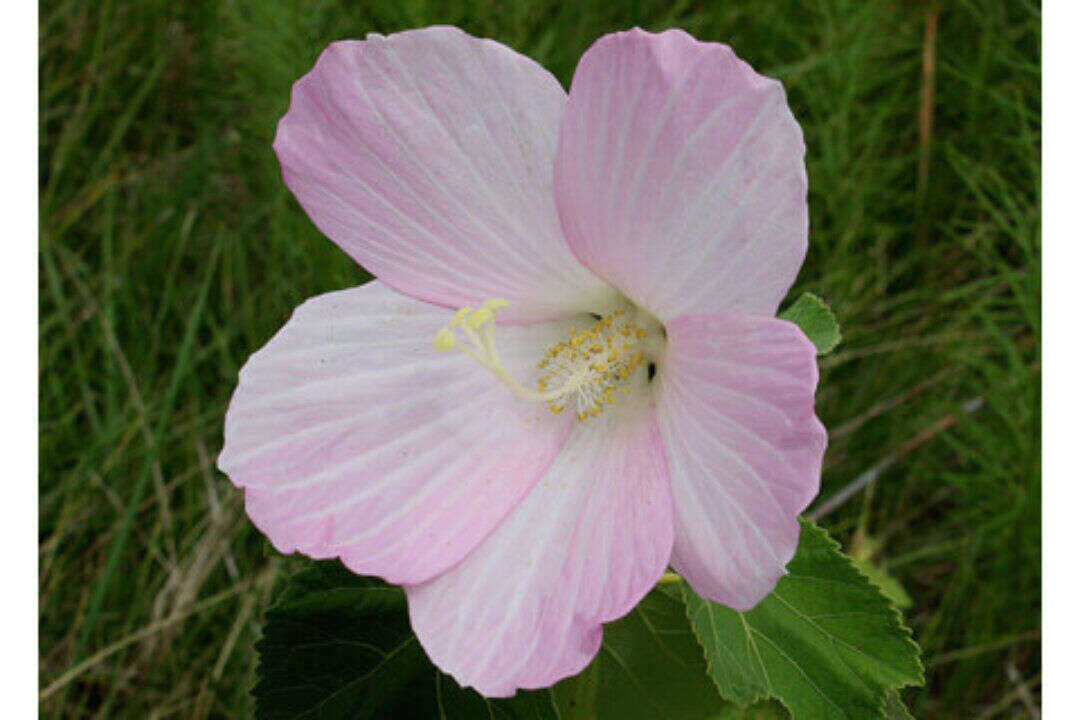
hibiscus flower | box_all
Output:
[219,25,826,696]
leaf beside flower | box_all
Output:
[681,520,923,720]
[780,293,841,355]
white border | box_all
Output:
[18,1,1057,717]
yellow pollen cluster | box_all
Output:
[432,300,647,422]
[537,311,645,420]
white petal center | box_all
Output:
[432,299,664,420]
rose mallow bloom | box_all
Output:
[219,26,826,696]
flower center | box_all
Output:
[432,299,652,421]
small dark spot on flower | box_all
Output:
[589,312,602,320]
[647,362,657,382]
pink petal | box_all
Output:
[555,28,808,321]
[656,313,826,611]
[218,281,576,585]
[406,393,673,696]
[274,26,615,324]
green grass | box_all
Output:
[39,0,1040,717]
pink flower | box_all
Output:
[219,26,826,696]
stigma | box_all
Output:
[432,299,648,421]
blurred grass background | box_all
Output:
[39,0,1040,717]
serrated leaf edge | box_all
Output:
[680,586,771,708]
[682,520,925,720]
[780,292,841,355]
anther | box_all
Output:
[433,327,456,351]
[432,300,650,422]
[449,306,473,328]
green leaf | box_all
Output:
[254,561,557,720]
[682,520,924,720]
[552,588,729,719]
[881,692,916,720]
[850,558,913,610]
[435,673,560,719]
[780,293,841,354]
[713,700,789,719]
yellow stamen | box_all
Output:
[449,306,473,328]
[467,307,494,329]
[431,299,652,422]
[433,327,456,351]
